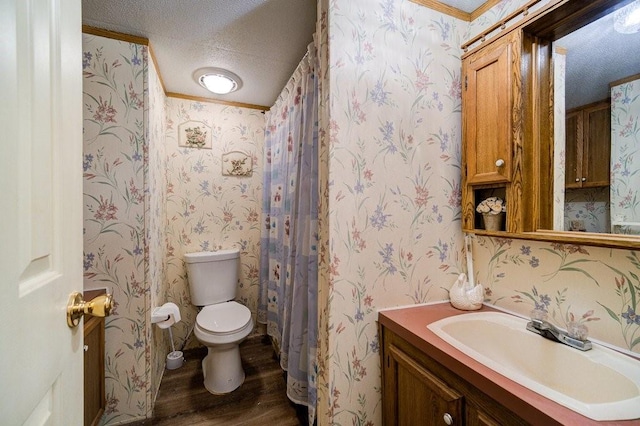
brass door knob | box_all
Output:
[67,291,114,328]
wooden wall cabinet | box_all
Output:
[381,325,526,426]
[463,31,517,187]
[462,30,526,234]
[457,0,638,248]
[84,291,106,426]
[565,100,611,189]
[461,20,552,234]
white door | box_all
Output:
[0,0,84,424]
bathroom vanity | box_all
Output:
[378,303,639,425]
[84,289,106,426]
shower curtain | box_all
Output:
[258,41,318,424]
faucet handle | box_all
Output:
[567,321,589,341]
[530,308,548,321]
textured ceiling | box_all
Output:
[81,1,496,108]
[82,0,317,108]
[440,0,487,13]
[558,10,640,110]
[83,1,637,110]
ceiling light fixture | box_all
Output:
[614,0,640,34]
[193,67,242,94]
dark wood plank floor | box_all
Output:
[130,335,304,425]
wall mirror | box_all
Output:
[552,1,640,235]
[521,0,640,248]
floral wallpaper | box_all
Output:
[611,76,640,235]
[554,48,567,231]
[319,1,466,424]
[81,2,640,425]
[316,1,332,424]
[473,236,640,354]
[164,98,265,350]
[564,187,610,232]
[316,1,640,425]
[83,33,265,424]
[82,34,167,424]
[147,52,168,415]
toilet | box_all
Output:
[184,249,253,394]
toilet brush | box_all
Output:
[151,302,184,369]
[166,326,184,370]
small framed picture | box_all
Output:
[222,151,253,176]
[178,121,212,149]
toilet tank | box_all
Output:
[184,249,240,306]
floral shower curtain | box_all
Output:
[258,41,318,424]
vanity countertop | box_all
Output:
[378,302,638,426]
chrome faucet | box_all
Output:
[526,317,592,351]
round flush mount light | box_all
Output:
[193,67,242,94]
[614,0,640,34]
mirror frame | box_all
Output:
[466,0,640,249]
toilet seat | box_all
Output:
[196,301,252,335]
[193,302,254,394]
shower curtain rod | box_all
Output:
[273,40,315,107]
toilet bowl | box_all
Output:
[184,249,253,394]
[193,301,254,394]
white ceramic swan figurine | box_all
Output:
[449,272,484,311]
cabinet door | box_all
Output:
[583,101,610,187]
[565,100,610,188]
[384,345,463,426]
[467,404,503,426]
[463,32,518,185]
[84,316,105,426]
[564,110,582,187]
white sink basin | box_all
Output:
[428,311,640,421]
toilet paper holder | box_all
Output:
[67,291,114,328]
[151,302,181,329]
[152,302,184,369]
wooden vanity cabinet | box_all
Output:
[384,343,463,425]
[565,100,611,189]
[380,325,526,426]
[466,405,503,426]
[84,290,106,426]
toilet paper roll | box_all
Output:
[154,302,181,329]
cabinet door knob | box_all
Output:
[84,345,89,352]
[443,413,453,425]
[575,178,580,182]
[581,177,586,182]
[495,159,505,167]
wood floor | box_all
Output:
[131,335,305,425]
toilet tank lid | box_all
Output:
[184,249,239,263]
